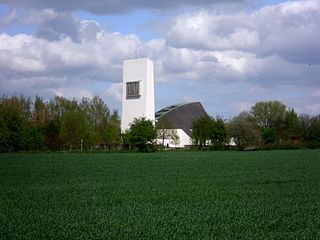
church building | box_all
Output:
[121,57,208,148]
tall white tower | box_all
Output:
[121,58,155,132]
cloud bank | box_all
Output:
[0,0,319,117]
[0,0,247,14]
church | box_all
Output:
[121,57,208,148]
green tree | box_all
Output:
[227,111,262,150]
[44,118,62,150]
[251,101,287,128]
[104,124,121,149]
[281,108,299,140]
[209,117,227,150]
[309,115,320,142]
[192,115,212,147]
[60,110,95,150]
[0,109,10,152]
[127,117,157,152]
[103,110,121,149]
[80,96,110,142]
[260,127,279,144]
[0,95,32,151]
[192,115,227,150]
[156,118,180,147]
[251,101,287,143]
[297,114,312,141]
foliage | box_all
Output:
[227,111,262,150]
[251,100,287,128]
[192,115,212,147]
[308,115,320,142]
[104,124,121,149]
[192,115,227,149]
[281,108,299,140]
[103,110,121,149]
[260,127,279,144]
[127,117,157,152]
[261,141,302,150]
[156,118,180,147]
[0,94,120,152]
[1,150,320,239]
[0,95,319,152]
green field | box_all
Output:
[1,150,320,239]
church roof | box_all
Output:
[155,102,192,120]
[155,102,208,136]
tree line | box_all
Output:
[0,95,120,152]
[0,95,319,152]
[192,101,320,150]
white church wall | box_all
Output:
[157,129,192,148]
[121,58,155,132]
[177,129,193,148]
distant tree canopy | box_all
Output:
[127,117,157,152]
[227,100,320,149]
[156,118,180,147]
[0,95,120,152]
[192,115,227,150]
[227,111,262,150]
[1,95,319,152]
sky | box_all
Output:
[0,0,319,119]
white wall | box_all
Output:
[157,129,192,148]
[121,58,155,132]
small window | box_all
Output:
[126,81,140,98]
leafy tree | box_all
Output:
[209,117,227,150]
[60,110,94,150]
[281,108,299,140]
[104,124,121,149]
[49,96,78,118]
[103,110,121,149]
[127,117,157,152]
[33,96,50,128]
[24,126,45,151]
[192,115,212,147]
[227,111,262,150]
[297,113,312,141]
[80,96,110,142]
[251,101,287,143]
[251,101,287,128]
[192,115,227,150]
[156,118,180,147]
[309,115,320,142]
[169,130,180,147]
[44,118,62,150]
[0,94,118,152]
[0,95,32,151]
[0,110,10,152]
[260,127,279,144]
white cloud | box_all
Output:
[164,0,320,64]
[0,0,319,117]
[105,83,123,101]
[304,104,320,115]
[0,0,246,15]
[230,101,254,113]
[0,8,19,25]
[312,90,320,97]
[51,88,94,99]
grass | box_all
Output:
[0,150,320,239]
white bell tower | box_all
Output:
[121,58,155,132]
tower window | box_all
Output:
[126,81,140,98]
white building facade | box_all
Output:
[121,58,155,132]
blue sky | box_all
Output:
[0,0,319,119]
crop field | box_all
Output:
[0,150,320,239]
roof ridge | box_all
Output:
[155,102,198,120]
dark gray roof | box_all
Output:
[155,102,208,136]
